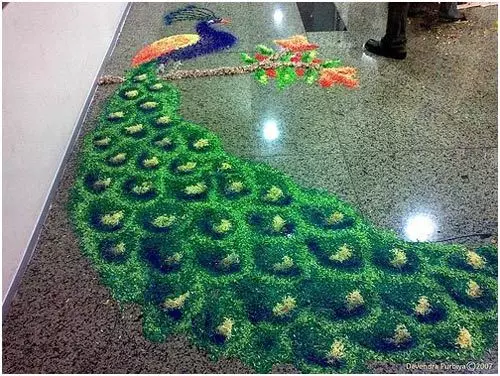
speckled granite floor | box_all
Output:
[2,2,498,373]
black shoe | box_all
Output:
[438,13,466,22]
[364,39,407,60]
[439,3,466,22]
[408,9,424,18]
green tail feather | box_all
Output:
[70,63,497,373]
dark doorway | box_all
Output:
[297,2,347,32]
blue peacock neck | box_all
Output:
[195,21,237,47]
[158,20,237,65]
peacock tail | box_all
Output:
[70,62,497,373]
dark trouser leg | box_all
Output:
[363,2,408,59]
[408,2,424,17]
[381,2,410,50]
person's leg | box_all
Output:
[408,2,424,17]
[382,2,410,49]
[364,2,409,60]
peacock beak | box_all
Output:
[219,18,231,25]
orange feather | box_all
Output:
[132,34,200,66]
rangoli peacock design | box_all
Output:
[70,5,497,373]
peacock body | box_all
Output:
[158,21,236,65]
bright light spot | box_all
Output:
[361,52,375,62]
[361,52,377,68]
[263,120,279,141]
[405,214,436,242]
[273,9,284,24]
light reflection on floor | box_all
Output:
[262,119,280,142]
[404,213,437,242]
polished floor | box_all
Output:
[105,2,497,244]
[3,2,498,373]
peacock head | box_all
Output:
[207,18,231,25]
[132,6,235,67]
